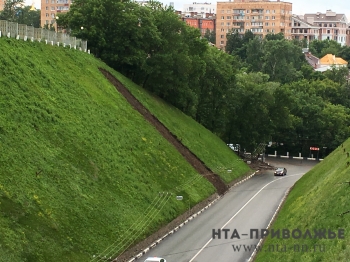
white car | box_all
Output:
[144,257,166,262]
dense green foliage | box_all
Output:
[62,0,350,154]
[0,37,249,261]
[0,0,40,28]
[255,139,350,262]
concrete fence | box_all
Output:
[265,151,323,161]
[0,20,89,53]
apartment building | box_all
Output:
[180,12,216,36]
[41,0,72,29]
[291,15,320,42]
[183,2,216,18]
[216,0,292,48]
[303,10,348,46]
[347,25,350,46]
[0,0,4,11]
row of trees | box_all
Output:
[60,0,350,155]
[0,0,40,28]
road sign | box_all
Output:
[310,147,320,151]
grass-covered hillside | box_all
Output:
[255,139,350,262]
[0,37,249,261]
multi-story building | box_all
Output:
[183,2,216,18]
[303,10,348,46]
[180,12,216,36]
[291,15,320,42]
[347,24,350,46]
[41,0,72,29]
[0,0,5,11]
[216,0,292,49]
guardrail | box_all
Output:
[0,20,88,52]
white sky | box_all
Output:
[25,0,350,21]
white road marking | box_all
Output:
[188,173,304,262]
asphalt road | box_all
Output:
[143,158,318,262]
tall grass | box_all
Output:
[0,38,250,261]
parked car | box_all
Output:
[144,257,166,262]
[274,167,287,176]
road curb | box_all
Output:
[123,171,258,262]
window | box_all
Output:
[227,16,231,19]
[221,35,224,38]
[324,23,327,27]
[227,22,231,26]
[221,22,224,26]
[327,30,330,34]
[46,13,49,17]
[220,41,224,45]
[272,16,275,20]
[272,29,275,33]
[221,16,224,19]
[265,22,269,26]
[246,16,249,19]
[51,6,55,10]
[51,0,54,3]
[266,10,270,13]
[265,16,269,20]
[227,10,230,13]
[45,6,48,10]
[45,20,49,24]
[272,22,275,26]
[272,10,275,13]
[221,10,224,13]
[221,28,225,32]
[45,0,48,3]
[246,10,250,14]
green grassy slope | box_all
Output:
[102,69,250,183]
[255,140,350,262]
[0,38,249,261]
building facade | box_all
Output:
[183,2,216,18]
[180,12,216,36]
[40,0,72,29]
[0,0,4,11]
[303,10,348,46]
[291,15,320,42]
[216,0,292,49]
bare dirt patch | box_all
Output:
[99,68,269,262]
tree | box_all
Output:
[309,39,341,58]
[0,0,24,21]
[16,6,40,27]
[224,72,278,151]
[195,47,236,135]
[245,37,263,72]
[225,29,242,54]
[203,29,215,44]
[265,32,284,41]
[261,39,304,83]
[323,66,349,86]
[67,0,162,77]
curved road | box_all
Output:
[143,158,318,262]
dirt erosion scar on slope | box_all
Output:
[99,68,228,195]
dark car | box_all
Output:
[274,167,287,176]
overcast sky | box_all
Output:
[27,0,350,21]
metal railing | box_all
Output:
[0,20,88,53]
